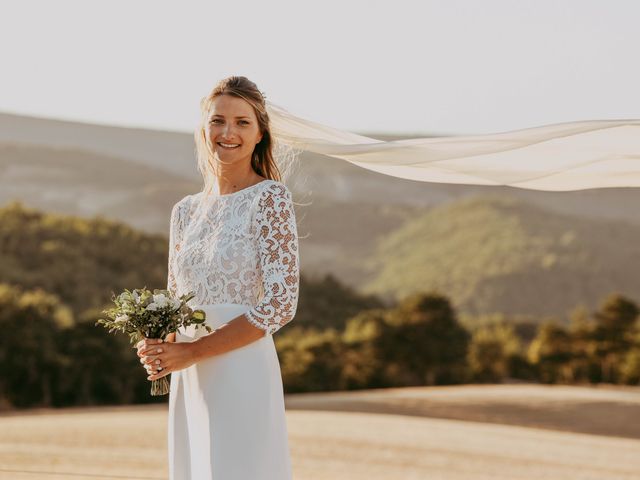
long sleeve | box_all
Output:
[245,184,300,336]
[167,201,183,297]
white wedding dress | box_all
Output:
[165,178,300,480]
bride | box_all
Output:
[136,76,299,480]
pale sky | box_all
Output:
[2,0,639,136]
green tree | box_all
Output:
[340,309,388,389]
[0,283,72,408]
[467,321,524,382]
[591,294,639,383]
[381,292,470,386]
[528,320,573,383]
[620,347,640,385]
[277,327,345,392]
[567,305,599,382]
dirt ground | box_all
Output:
[1,383,639,479]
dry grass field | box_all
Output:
[1,383,639,479]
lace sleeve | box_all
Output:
[167,200,185,297]
[245,184,300,336]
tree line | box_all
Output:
[1,279,638,409]
[1,200,638,409]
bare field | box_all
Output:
[1,383,639,479]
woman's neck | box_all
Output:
[216,170,265,196]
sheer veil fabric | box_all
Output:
[266,101,640,192]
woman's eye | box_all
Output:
[210,119,248,125]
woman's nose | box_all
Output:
[222,123,236,138]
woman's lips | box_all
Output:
[217,142,240,149]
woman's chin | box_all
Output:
[216,147,242,156]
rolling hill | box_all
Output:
[362,195,640,316]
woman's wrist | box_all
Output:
[189,332,216,363]
[188,338,202,363]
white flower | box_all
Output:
[115,314,130,324]
[146,303,159,311]
[133,291,141,303]
[152,294,169,308]
[170,298,181,310]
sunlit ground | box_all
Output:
[1,383,639,479]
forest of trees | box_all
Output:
[1,201,639,410]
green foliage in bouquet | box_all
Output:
[96,287,211,345]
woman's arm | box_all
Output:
[188,314,265,361]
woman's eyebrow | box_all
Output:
[210,114,251,119]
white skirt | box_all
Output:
[168,303,293,480]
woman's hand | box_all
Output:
[136,336,197,381]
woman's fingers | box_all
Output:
[134,338,174,380]
[148,367,170,381]
[136,339,164,357]
[144,363,163,374]
[144,356,167,376]
[140,354,163,365]
[140,354,165,375]
[138,347,164,357]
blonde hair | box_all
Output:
[194,76,299,196]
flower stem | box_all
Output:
[150,376,170,396]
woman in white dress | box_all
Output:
[136,76,300,480]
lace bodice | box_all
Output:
[166,179,300,336]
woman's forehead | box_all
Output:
[209,95,255,117]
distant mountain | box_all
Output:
[2,110,640,221]
[0,111,197,179]
[2,111,640,316]
[362,195,640,316]
[0,143,199,234]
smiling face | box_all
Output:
[206,94,263,166]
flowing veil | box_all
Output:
[266,100,640,192]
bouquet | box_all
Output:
[96,287,211,395]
